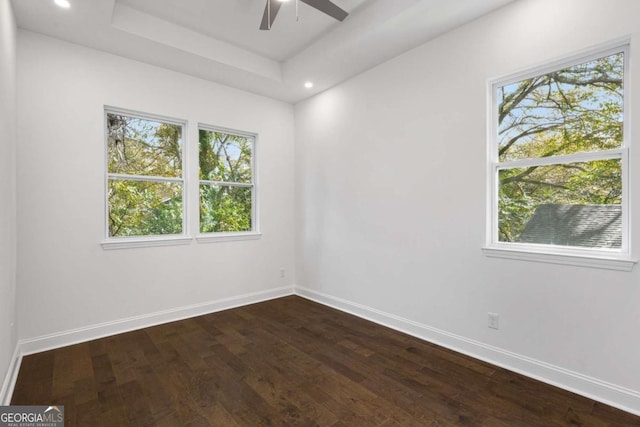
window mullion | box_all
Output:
[498,149,624,170]
[199,180,253,188]
[108,173,184,183]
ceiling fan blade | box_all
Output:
[260,0,283,30]
[299,0,348,22]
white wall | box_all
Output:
[10,0,640,415]
[0,0,17,401]
[295,0,640,413]
[16,31,295,341]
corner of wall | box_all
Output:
[0,0,19,406]
[293,285,640,417]
[0,345,21,405]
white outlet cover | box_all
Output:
[488,312,499,329]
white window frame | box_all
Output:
[101,106,191,249]
[196,124,260,243]
[483,42,636,271]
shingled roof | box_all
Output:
[516,204,621,248]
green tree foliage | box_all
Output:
[107,114,183,237]
[497,52,624,244]
[199,130,253,233]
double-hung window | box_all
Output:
[104,108,187,245]
[486,44,633,269]
[198,126,257,238]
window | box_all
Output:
[105,108,187,244]
[198,126,256,236]
[486,45,632,268]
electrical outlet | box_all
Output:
[488,312,499,330]
[280,268,286,278]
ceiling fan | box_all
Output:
[260,0,349,30]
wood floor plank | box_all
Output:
[12,350,54,404]
[11,296,640,426]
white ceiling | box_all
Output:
[12,0,516,103]
[117,0,371,61]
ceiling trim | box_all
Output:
[13,0,518,103]
[111,3,282,82]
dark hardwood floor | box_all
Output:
[11,296,640,426]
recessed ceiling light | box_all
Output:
[54,0,71,8]
[304,82,314,89]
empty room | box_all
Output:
[1,0,640,425]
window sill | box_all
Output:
[482,246,636,272]
[196,232,262,243]
[101,236,192,250]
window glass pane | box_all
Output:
[498,52,624,162]
[107,113,182,178]
[498,159,621,248]
[108,180,183,237]
[199,130,252,183]
[200,185,252,233]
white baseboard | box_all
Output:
[294,285,640,417]
[5,284,639,417]
[0,344,21,405]
[19,285,294,356]
[1,286,293,404]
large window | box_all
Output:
[487,45,629,263]
[198,126,256,235]
[105,109,186,240]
